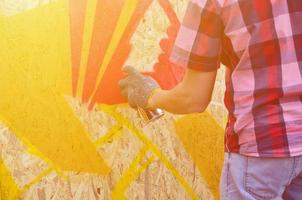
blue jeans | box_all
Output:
[220,153,302,200]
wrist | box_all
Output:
[146,88,161,110]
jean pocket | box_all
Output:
[244,157,278,200]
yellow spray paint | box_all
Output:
[0,159,20,200]
[90,0,139,101]
[19,167,53,196]
[94,124,124,147]
[99,104,199,200]
[0,1,225,199]
[111,146,155,199]
[175,113,225,200]
[0,116,63,176]
[77,0,98,98]
[0,0,109,174]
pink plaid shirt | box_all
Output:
[170,0,302,157]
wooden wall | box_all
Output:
[0,1,227,199]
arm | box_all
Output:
[119,0,223,113]
[148,0,224,114]
[148,69,217,114]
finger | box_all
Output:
[128,98,137,109]
[121,89,128,98]
[128,92,137,108]
[118,78,129,89]
[122,65,139,75]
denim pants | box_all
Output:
[220,153,302,200]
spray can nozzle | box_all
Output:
[137,107,164,124]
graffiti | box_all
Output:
[0,0,225,199]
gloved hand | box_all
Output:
[119,66,160,109]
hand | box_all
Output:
[119,66,160,109]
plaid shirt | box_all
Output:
[170,0,302,157]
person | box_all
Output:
[119,0,302,199]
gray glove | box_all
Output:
[119,66,160,109]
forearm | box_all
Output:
[119,66,216,114]
[148,83,208,114]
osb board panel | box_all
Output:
[125,0,170,72]
[0,158,20,200]
[0,102,223,200]
[0,0,226,199]
[175,114,224,200]
[0,0,110,174]
[207,67,227,127]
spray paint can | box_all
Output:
[137,107,164,123]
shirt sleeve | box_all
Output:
[170,0,223,71]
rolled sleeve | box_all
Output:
[170,0,223,71]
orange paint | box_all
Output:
[69,0,87,97]
[0,0,110,175]
[145,0,185,90]
[81,0,125,103]
[69,0,186,108]
[89,0,187,108]
[88,1,153,109]
[158,0,180,25]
